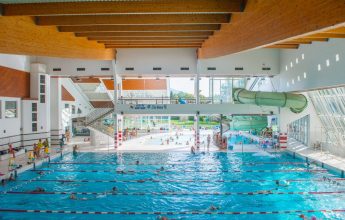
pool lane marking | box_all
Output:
[0,209,345,215]
[49,162,307,166]
[5,190,345,196]
[30,169,328,173]
[15,178,345,183]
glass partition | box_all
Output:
[288,115,310,145]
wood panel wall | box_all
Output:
[61,86,75,101]
[199,0,345,58]
[0,65,30,98]
[0,16,115,60]
[122,79,167,90]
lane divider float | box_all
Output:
[0,208,345,215]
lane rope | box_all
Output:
[14,178,345,184]
[29,169,328,173]
[49,161,307,166]
[5,190,345,196]
[0,208,344,215]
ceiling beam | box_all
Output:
[3,0,244,16]
[306,33,345,38]
[36,14,231,26]
[105,45,201,48]
[104,42,203,45]
[282,41,312,44]
[298,37,329,42]
[76,31,213,37]
[266,44,299,49]
[89,36,209,41]
[199,0,345,58]
[322,26,345,34]
[58,24,221,33]
[98,40,205,44]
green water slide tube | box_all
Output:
[233,88,308,113]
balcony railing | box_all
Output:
[118,97,214,105]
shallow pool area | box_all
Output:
[1,151,345,220]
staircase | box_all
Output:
[84,102,115,137]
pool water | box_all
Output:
[1,152,345,220]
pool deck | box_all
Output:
[0,138,88,180]
[287,139,345,175]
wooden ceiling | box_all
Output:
[1,0,246,49]
[267,26,345,49]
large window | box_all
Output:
[309,86,345,150]
[5,101,17,118]
[288,115,310,145]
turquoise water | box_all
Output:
[1,152,345,220]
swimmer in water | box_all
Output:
[208,205,220,211]
[275,180,289,187]
[112,187,117,192]
[70,193,77,200]
[32,187,45,193]
[160,166,164,171]
[136,160,139,165]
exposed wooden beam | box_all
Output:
[3,0,244,16]
[104,42,203,46]
[76,31,213,37]
[36,14,231,26]
[199,0,345,58]
[90,36,209,41]
[298,37,329,42]
[98,40,205,44]
[58,24,221,33]
[307,33,345,38]
[322,26,345,34]
[105,45,201,48]
[266,44,299,49]
[282,40,312,44]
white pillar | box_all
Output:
[50,77,63,146]
[195,113,200,149]
[114,114,118,149]
[195,73,200,104]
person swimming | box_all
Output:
[160,166,164,171]
[208,205,220,211]
[70,193,77,200]
[32,187,45,193]
[112,187,118,192]
[275,180,289,187]
[136,160,140,165]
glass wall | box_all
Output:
[308,87,345,149]
[288,115,310,145]
[208,77,246,104]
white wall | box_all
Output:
[35,56,113,77]
[198,49,280,76]
[0,53,32,72]
[60,78,93,117]
[277,38,345,92]
[116,48,198,76]
[279,93,323,148]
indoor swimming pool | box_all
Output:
[1,152,345,220]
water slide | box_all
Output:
[233,88,308,113]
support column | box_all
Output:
[194,113,200,149]
[50,77,63,146]
[114,113,118,149]
[195,73,200,104]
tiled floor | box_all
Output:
[287,139,345,171]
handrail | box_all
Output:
[118,97,213,104]
[85,102,114,126]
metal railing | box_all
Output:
[85,102,114,126]
[118,97,213,105]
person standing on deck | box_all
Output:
[207,134,211,149]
